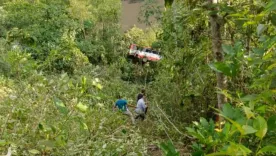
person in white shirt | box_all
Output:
[135,94,147,121]
[136,88,148,114]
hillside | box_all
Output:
[1,0,276,155]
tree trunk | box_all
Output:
[246,0,254,54]
[172,1,177,51]
[209,0,227,112]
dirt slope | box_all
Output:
[121,0,164,31]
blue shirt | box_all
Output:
[115,99,128,111]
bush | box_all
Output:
[1,50,37,78]
[124,26,157,47]
[41,40,89,74]
[0,57,10,76]
[0,71,149,155]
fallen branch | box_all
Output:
[155,104,193,139]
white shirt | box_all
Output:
[135,98,146,112]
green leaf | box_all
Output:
[228,142,252,156]
[267,63,276,70]
[222,122,232,139]
[253,116,267,139]
[229,13,244,17]
[222,44,234,55]
[208,10,219,16]
[257,24,267,36]
[54,98,68,115]
[185,127,205,141]
[208,62,232,76]
[38,123,44,130]
[234,18,248,27]
[122,129,127,134]
[227,118,245,135]
[199,117,209,129]
[209,143,252,156]
[0,140,7,146]
[92,80,103,90]
[76,102,88,113]
[219,113,245,135]
[28,149,40,154]
[160,141,180,156]
[256,105,267,114]
[270,78,276,89]
[240,94,257,102]
[267,115,276,131]
[243,106,255,119]
[221,103,235,119]
[270,13,276,26]
[220,5,235,14]
[229,63,239,77]
[255,13,266,22]
[81,122,88,130]
[82,76,87,86]
[257,145,276,155]
[96,84,103,90]
[193,150,205,156]
[265,0,276,12]
[243,21,258,27]
[242,125,257,134]
[252,48,265,56]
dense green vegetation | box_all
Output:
[0,0,276,155]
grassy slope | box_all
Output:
[0,58,188,155]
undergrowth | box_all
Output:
[0,50,185,155]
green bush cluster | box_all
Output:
[0,56,150,155]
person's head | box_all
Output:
[141,88,145,94]
[117,94,122,99]
[137,94,143,100]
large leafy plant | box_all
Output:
[186,1,276,155]
[187,1,276,155]
[186,102,276,156]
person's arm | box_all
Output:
[127,104,136,108]
[125,99,136,108]
[113,103,117,111]
[141,101,147,112]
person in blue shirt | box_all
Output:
[113,95,135,125]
